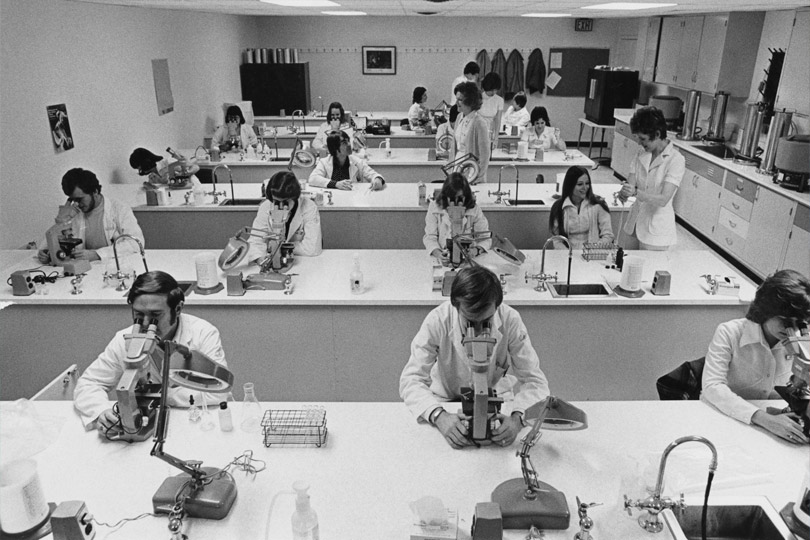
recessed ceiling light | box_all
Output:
[416,11,440,15]
[322,10,367,15]
[581,2,676,9]
[260,0,340,7]
[522,13,572,17]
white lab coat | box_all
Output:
[246,197,323,263]
[308,155,384,188]
[399,301,550,422]
[211,124,258,149]
[422,201,492,255]
[73,314,228,429]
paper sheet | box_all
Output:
[546,71,562,90]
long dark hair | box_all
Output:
[438,172,475,210]
[548,166,610,237]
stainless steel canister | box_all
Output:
[679,90,702,141]
[757,109,794,175]
[243,48,254,64]
[260,48,269,64]
[737,102,765,160]
[705,91,730,141]
[276,48,285,64]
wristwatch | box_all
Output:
[428,407,445,425]
[512,411,526,427]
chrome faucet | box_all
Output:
[526,235,571,292]
[193,145,209,160]
[624,436,718,533]
[489,164,514,204]
[290,109,306,135]
[106,234,148,291]
[210,164,231,204]
[503,163,520,205]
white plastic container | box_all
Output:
[292,481,320,540]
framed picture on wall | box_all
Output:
[362,46,396,75]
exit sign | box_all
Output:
[575,18,593,31]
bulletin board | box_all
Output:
[545,48,610,97]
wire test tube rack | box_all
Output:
[261,406,328,447]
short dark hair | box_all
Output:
[267,170,301,201]
[530,106,551,127]
[438,172,475,210]
[225,105,245,125]
[448,104,460,124]
[463,62,480,76]
[327,102,346,123]
[127,270,185,311]
[129,147,162,173]
[412,87,427,104]
[326,130,350,157]
[62,168,101,196]
[630,106,668,140]
[451,266,503,312]
[481,72,502,93]
[454,81,482,111]
[746,269,810,324]
[513,94,527,108]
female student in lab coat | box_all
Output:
[211,105,257,153]
[308,130,385,191]
[701,269,810,444]
[311,101,364,152]
[452,81,490,185]
[423,172,491,266]
[408,86,430,130]
[478,72,504,146]
[548,166,614,249]
[521,106,566,151]
[246,171,322,263]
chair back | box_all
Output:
[656,357,705,400]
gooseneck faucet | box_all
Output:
[108,234,148,291]
[502,163,520,205]
[526,235,571,292]
[210,164,231,204]
[624,435,718,533]
[292,109,306,135]
[489,164,515,204]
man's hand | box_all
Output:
[37,249,51,264]
[95,408,121,436]
[371,177,386,191]
[72,250,100,262]
[491,412,523,447]
[435,411,474,449]
[431,249,451,266]
[752,410,809,444]
[335,180,353,191]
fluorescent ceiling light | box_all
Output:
[582,2,676,9]
[522,13,572,17]
[322,10,367,15]
[260,0,340,7]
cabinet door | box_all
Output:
[673,169,693,218]
[642,17,662,81]
[742,187,795,277]
[655,17,682,85]
[695,15,728,93]
[611,132,630,178]
[781,204,810,277]
[691,173,722,236]
[676,16,704,88]
[776,9,810,113]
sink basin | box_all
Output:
[507,199,545,206]
[548,283,611,297]
[692,144,735,160]
[218,198,266,206]
[662,496,795,540]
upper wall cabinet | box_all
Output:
[641,17,661,82]
[655,12,764,96]
[776,9,810,114]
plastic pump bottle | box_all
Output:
[291,481,319,540]
[350,252,364,295]
[384,137,392,158]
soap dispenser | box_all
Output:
[291,481,319,540]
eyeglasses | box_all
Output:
[329,114,342,120]
[226,116,240,123]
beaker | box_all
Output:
[241,382,262,433]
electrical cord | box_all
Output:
[6,268,62,286]
[90,512,156,529]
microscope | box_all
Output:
[459,321,503,445]
[439,203,491,296]
[44,204,91,275]
[108,317,163,442]
[219,202,295,294]
[775,327,809,436]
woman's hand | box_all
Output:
[752,409,809,444]
[371,177,385,191]
[431,249,451,266]
[335,180,353,191]
[619,183,636,199]
[435,411,474,449]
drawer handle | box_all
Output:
[728,220,736,228]
[735,186,743,193]
[732,202,740,210]
[726,238,733,246]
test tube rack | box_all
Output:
[581,242,618,262]
[261,407,328,447]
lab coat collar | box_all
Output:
[450,303,505,362]
[739,318,781,350]
[645,139,676,170]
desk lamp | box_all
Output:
[287,137,316,171]
[150,341,236,520]
[491,396,587,530]
[442,153,479,184]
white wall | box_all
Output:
[0,0,257,248]
[257,16,632,142]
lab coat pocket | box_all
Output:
[648,208,674,237]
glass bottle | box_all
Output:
[240,382,262,433]
[188,395,201,423]
[218,401,234,432]
[349,252,364,295]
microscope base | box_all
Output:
[153,467,237,520]
[491,478,570,530]
[782,503,810,540]
[63,260,91,276]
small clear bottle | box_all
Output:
[218,401,233,432]
[240,382,262,433]
[188,395,201,423]
[384,137,392,158]
[349,252,364,295]
[291,481,320,540]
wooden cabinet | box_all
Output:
[743,186,796,277]
[656,12,764,96]
[781,204,810,277]
[240,63,311,116]
[679,153,722,237]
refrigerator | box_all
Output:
[584,68,639,125]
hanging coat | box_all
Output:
[526,48,546,95]
[475,49,491,76]
[490,49,507,96]
[505,49,525,96]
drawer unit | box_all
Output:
[615,120,632,138]
[719,188,753,221]
[690,155,724,186]
[723,173,757,204]
[717,206,749,238]
[714,223,746,256]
